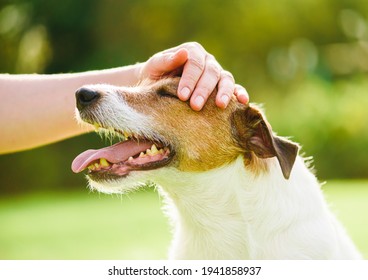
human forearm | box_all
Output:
[0,42,248,154]
[0,65,141,154]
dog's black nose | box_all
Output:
[75,87,100,110]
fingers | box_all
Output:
[141,48,188,80]
[186,55,221,111]
[214,71,250,109]
[215,70,235,109]
[234,84,249,105]
[141,42,249,110]
[189,67,249,111]
[177,44,207,103]
[176,42,247,111]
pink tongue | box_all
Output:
[71,140,153,173]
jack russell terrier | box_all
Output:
[72,77,362,259]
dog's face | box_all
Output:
[72,77,298,193]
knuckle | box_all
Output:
[187,41,204,50]
[188,57,205,71]
[221,70,235,82]
[206,53,216,61]
[236,85,248,96]
[235,84,245,91]
[206,60,221,75]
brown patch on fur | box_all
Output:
[102,77,298,177]
[121,77,243,172]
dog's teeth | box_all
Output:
[146,148,153,156]
[158,148,164,154]
[139,152,145,158]
[100,158,110,167]
[151,144,159,155]
[128,156,134,161]
[88,163,98,170]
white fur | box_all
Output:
[76,84,158,142]
[80,83,362,260]
[89,155,362,259]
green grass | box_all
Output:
[0,180,367,259]
[0,189,171,259]
[322,180,368,258]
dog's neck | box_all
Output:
[156,156,252,259]
[154,155,324,259]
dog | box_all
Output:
[72,77,362,259]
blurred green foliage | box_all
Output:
[0,0,368,193]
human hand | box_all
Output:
[139,42,249,111]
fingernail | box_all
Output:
[180,87,191,100]
[193,96,205,109]
[221,95,229,107]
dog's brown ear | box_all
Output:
[232,105,299,179]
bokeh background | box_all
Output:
[0,0,367,259]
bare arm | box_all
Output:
[0,42,248,154]
[0,66,140,154]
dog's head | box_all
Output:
[72,77,298,193]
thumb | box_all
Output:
[148,48,188,78]
[167,48,189,71]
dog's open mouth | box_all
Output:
[71,127,173,180]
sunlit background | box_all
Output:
[0,0,367,259]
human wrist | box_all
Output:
[133,62,144,82]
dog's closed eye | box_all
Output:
[155,78,180,99]
[157,87,179,99]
